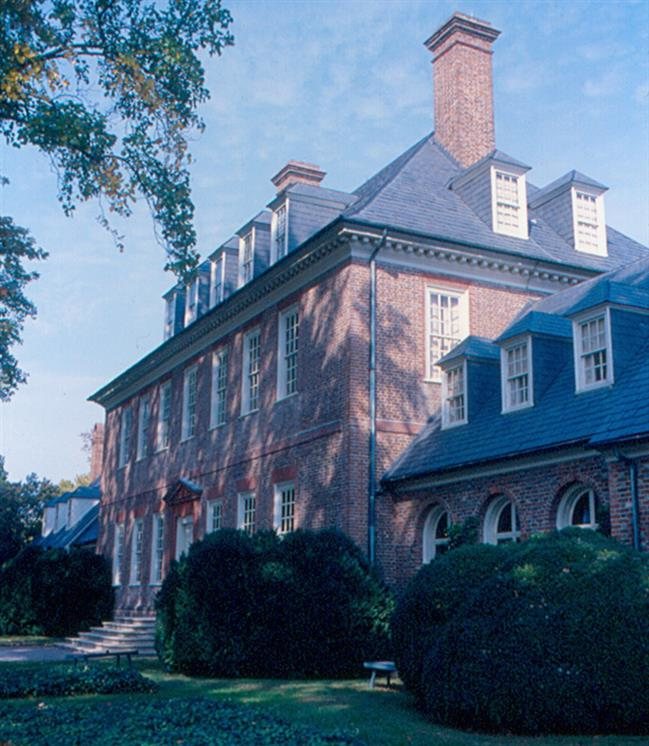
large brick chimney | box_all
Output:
[425,13,500,168]
[89,422,104,481]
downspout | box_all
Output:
[614,451,641,552]
[368,229,388,565]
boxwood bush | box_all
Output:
[392,529,649,735]
[156,528,393,677]
[0,546,113,636]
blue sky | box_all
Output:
[1,0,647,482]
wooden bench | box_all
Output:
[363,660,397,688]
[66,649,139,668]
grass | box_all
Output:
[0,636,62,647]
[0,658,646,746]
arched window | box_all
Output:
[423,506,450,563]
[484,496,520,545]
[556,486,598,530]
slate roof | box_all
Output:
[345,134,646,273]
[383,257,649,485]
[437,336,500,366]
[36,504,99,550]
[528,170,608,207]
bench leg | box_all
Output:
[386,673,392,688]
[368,671,377,689]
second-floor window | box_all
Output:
[157,381,172,451]
[118,407,132,468]
[278,307,299,399]
[442,362,467,428]
[575,312,612,391]
[502,340,532,412]
[181,366,198,440]
[242,330,261,414]
[210,349,228,428]
[240,230,254,285]
[136,396,150,460]
[426,289,469,382]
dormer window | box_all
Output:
[574,310,613,392]
[491,168,528,239]
[240,230,254,285]
[164,297,176,340]
[573,189,606,255]
[210,254,224,308]
[271,202,289,262]
[184,277,200,326]
[442,361,467,428]
[501,338,533,412]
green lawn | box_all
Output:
[0,657,645,746]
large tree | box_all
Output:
[0,0,234,399]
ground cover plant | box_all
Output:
[392,529,649,736]
[156,528,393,677]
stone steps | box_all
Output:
[63,614,157,657]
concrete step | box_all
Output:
[64,614,157,656]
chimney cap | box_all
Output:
[271,160,326,193]
[424,12,500,56]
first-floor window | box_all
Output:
[274,483,296,535]
[150,514,164,585]
[557,486,598,530]
[130,519,143,585]
[207,500,223,533]
[422,506,449,563]
[238,492,256,536]
[113,523,125,585]
[484,496,521,545]
[175,516,194,560]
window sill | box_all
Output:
[239,409,259,419]
[275,391,298,404]
[501,403,534,414]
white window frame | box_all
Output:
[441,361,467,428]
[239,229,255,286]
[490,166,529,239]
[156,381,172,451]
[274,482,296,535]
[556,486,598,530]
[210,349,228,428]
[237,492,256,535]
[210,254,225,308]
[277,306,299,400]
[184,276,200,326]
[129,518,143,586]
[136,396,150,461]
[181,365,198,441]
[573,308,614,393]
[150,513,164,585]
[422,505,450,563]
[483,496,521,545]
[113,523,125,586]
[271,201,289,263]
[118,406,132,468]
[207,500,223,534]
[175,515,194,560]
[501,337,533,413]
[572,188,607,256]
[425,287,469,382]
[164,295,176,340]
[241,329,261,415]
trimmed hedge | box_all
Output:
[0,546,114,636]
[156,528,393,677]
[0,665,157,699]
[392,530,649,735]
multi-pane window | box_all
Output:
[272,203,288,261]
[576,313,611,390]
[575,191,599,252]
[113,523,125,585]
[274,483,296,535]
[210,255,224,308]
[426,289,468,381]
[422,506,450,562]
[157,381,172,451]
[242,330,261,414]
[210,350,228,428]
[181,366,198,440]
[557,486,598,530]
[164,295,176,340]
[208,500,223,533]
[130,519,143,585]
[502,341,532,411]
[150,514,164,585]
[118,407,132,468]
[175,516,194,560]
[278,308,299,399]
[136,397,150,461]
[240,231,254,285]
[442,363,466,427]
[238,492,256,535]
[484,497,521,545]
[184,277,200,326]
[495,171,520,231]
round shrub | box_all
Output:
[393,530,649,735]
[156,528,393,677]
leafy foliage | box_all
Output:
[0,456,58,565]
[0,664,157,699]
[0,0,233,399]
[0,697,363,745]
[392,530,649,735]
[0,545,113,636]
[156,528,394,678]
